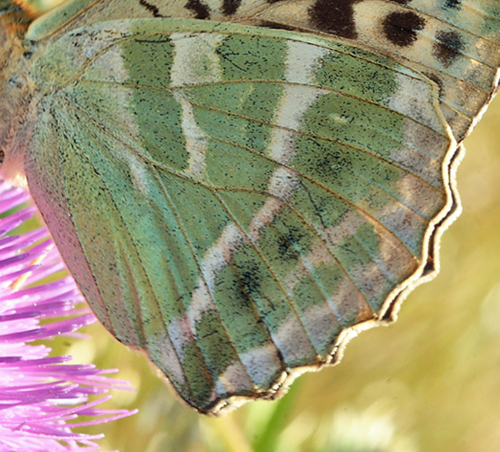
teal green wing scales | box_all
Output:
[27,0,500,145]
[25,20,455,413]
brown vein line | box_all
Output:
[430,75,496,125]
[410,27,496,74]
[56,104,198,391]
[76,33,493,127]
[182,101,446,197]
[65,92,434,276]
[75,81,447,194]
[378,33,497,99]
[216,183,417,313]
[83,25,497,90]
[78,67,483,133]
[63,94,376,324]
[64,90,439,314]
[198,130,443,224]
[214,186,378,321]
[58,27,430,91]
[79,77,450,159]
[211,188,330,354]
[207,130,441,228]
[66,23,497,121]
[461,3,500,27]
[224,258,287,367]
[51,107,111,333]
[389,45,497,118]
[184,96,446,184]
[113,238,195,391]
[113,239,148,346]
[36,0,104,41]
[54,100,205,397]
[150,166,256,387]
[65,91,435,264]
[179,88,448,166]
[294,178,405,287]
[294,174,405,293]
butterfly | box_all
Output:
[0,0,499,416]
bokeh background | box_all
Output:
[19,1,500,451]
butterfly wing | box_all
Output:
[247,0,500,143]
[25,19,456,413]
[28,0,500,144]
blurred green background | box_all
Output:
[20,1,500,451]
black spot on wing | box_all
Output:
[308,0,359,39]
[185,0,210,19]
[221,0,241,15]
[382,11,425,47]
[139,0,164,17]
[388,0,412,4]
[277,227,303,261]
[444,0,461,9]
[239,262,263,295]
[433,30,464,67]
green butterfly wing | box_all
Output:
[25,19,455,412]
[27,0,500,145]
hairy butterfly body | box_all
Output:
[0,0,499,414]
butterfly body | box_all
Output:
[0,0,499,414]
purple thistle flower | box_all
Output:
[0,179,136,452]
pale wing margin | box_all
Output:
[26,19,456,413]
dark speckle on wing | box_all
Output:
[433,30,464,67]
[444,0,461,9]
